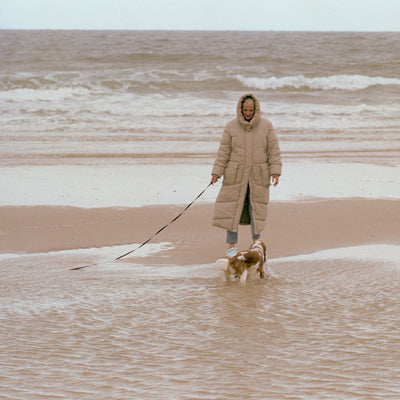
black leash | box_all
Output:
[70,182,212,271]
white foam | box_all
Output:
[270,245,400,267]
[0,86,90,102]
[0,242,174,262]
[236,74,400,91]
[0,161,398,207]
[277,161,400,201]
[0,164,216,207]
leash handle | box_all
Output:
[70,182,212,270]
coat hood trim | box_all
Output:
[236,93,261,130]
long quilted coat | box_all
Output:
[211,94,282,234]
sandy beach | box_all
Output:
[2,198,399,265]
[2,30,400,399]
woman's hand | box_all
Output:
[271,175,280,186]
[210,175,219,184]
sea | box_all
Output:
[1,30,400,399]
[1,30,400,169]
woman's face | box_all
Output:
[242,98,255,121]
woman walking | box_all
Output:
[210,94,282,257]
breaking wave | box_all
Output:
[235,74,400,91]
[2,70,400,94]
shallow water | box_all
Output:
[1,247,400,399]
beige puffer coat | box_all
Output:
[212,94,282,234]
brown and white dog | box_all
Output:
[219,239,267,284]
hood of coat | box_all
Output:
[236,93,261,130]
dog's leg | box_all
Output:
[258,262,265,279]
[239,269,248,284]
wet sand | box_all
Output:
[1,198,399,264]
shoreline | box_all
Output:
[1,198,399,265]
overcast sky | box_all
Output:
[1,0,399,31]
